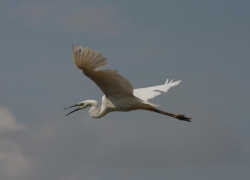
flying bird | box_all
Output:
[64,45,191,122]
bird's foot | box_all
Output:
[174,114,192,122]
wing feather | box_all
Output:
[133,79,181,101]
[72,45,134,97]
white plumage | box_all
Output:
[64,45,191,122]
[133,79,181,102]
[72,45,133,96]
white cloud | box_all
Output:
[0,142,31,180]
[0,104,249,180]
[0,106,31,180]
[0,106,26,132]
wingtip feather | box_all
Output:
[165,79,181,85]
[71,45,108,71]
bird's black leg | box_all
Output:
[146,108,191,122]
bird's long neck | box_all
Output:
[88,100,106,118]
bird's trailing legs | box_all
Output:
[146,108,191,122]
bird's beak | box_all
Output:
[63,104,82,116]
[63,104,79,110]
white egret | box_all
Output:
[64,45,191,122]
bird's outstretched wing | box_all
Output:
[72,45,134,97]
[133,79,181,101]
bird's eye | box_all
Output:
[81,103,84,106]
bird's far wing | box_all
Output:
[72,45,134,97]
[133,79,181,101]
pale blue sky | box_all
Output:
[0,0,250,180]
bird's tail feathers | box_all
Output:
[142,101,159,108]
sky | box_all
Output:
[0,0,250,179]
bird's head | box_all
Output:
[63,101,91,116]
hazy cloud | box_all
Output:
[0,142,31,180]
[0,106,26,133]
[0,106,31,180]
[0,109,248,180]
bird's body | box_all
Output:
[64,45,191,122]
